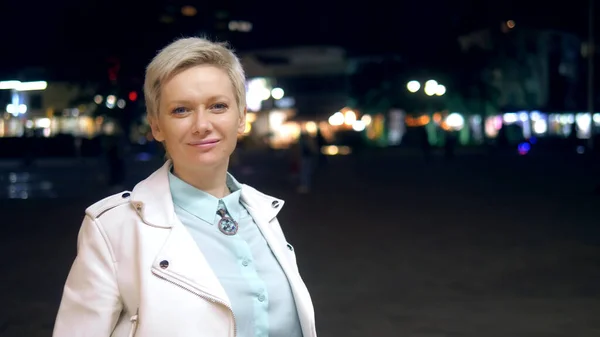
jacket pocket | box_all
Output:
[128,309,139,337]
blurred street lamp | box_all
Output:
[406,80,420,93]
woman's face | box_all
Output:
[150,65,246,172]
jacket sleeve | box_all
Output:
[53,215,123,336]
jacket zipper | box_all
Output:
[151,269,237,337]
[128,308,139,337]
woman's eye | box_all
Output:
[172,107,187,114]
[212,103,228,111]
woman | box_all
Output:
[53,37,317,337]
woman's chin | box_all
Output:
[182,154,228,169]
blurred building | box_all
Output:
[155,4,254,48]
[241,46,350,117]
[0,80,124,138]
[238,46,353,148]
[458,21,584,111]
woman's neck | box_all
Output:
[172,163,230,198]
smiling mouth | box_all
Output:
[188,139,220,146]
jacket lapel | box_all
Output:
[150,217,230,305]
[131,160,229,305]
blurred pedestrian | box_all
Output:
[297,130,318,193]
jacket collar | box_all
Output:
[130,160,285,228]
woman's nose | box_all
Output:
[192,111,213,134]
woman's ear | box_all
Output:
[237,107,247,134]
[149,115,165,142]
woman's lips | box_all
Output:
[188,139,220,149]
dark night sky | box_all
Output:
[0,0,593,81]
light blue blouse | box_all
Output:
[168,171,303,337]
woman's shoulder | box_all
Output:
[84,190,134,221]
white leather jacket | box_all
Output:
[53,161,317,337]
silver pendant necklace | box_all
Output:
[217,201,238,236]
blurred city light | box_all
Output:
[321,145,351,156]
[0,80,47,91]
[94,95,103,104]
[305,121,317,134]
[533,119,548,134]
[246,78,271,111]
[229,20,253,32]
[129,91,138,101]
[328,112,344,126]
[424,80,438,96]
[106,95,116,109]
[258,88,271,100]
[352,120,366,132]
[361,114,372,125]
[244,121,252,134]
[445,112,464,130]
[275,97,295,109]
[181,5,197,17]
[506,20,516,29]
[518,142,531,155]
[36,118,51,128]
[406,80,420,93]
[425,80,438,88]
[343,110,357,126]
[6,104,27,115]
[271,87,284,100]
[503,113,518,123]
[268,111,286,131]
[435,84,446,96]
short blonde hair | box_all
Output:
[143,37,246,120]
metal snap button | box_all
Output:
[271,200,279,208]
[121,192,130,198]
[159,260,169,269]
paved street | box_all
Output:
[1,150,599,337]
